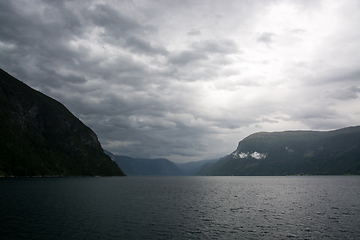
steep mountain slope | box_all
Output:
[105,151,184,176]
[176,159,219,175]
[0,69,125,176]
[196,126,360,176]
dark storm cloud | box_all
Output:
[168,39,240,78]
[85,3,157,38]
[83,2,168,57]
[169,51,209,66]
[124,36,168,55]
[1,0,359,162]
[0,1,82,45]
[0,0,89,88]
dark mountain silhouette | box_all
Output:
[176,159,219,175]
[196,126,360,176]
[0,69,125,177]
[105,150,184,176]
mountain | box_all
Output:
[105,151,184,176]
[0,69,125,177]
[176,159,219,175]
[195,126,360,176]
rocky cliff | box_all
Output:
[0,69,125,176]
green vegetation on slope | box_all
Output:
[196,127,360,176]
[0,69,125,176]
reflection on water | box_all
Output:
[1,176,359,239]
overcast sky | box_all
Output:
[1,0,359,163]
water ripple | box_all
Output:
[0,176,359,239]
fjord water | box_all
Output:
[1,176,359,239]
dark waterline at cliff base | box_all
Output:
[1,176,359,239]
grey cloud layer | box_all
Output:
[1,0,359,162]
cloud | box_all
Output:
[85,3,157,39]
[256,32,276,44]
[187,29,201,36]
[124,36,169,55]
[327,86,360,100]
[191,39,239,54]
[251,152,267,159]
[232,151,267,159]
[169,50,209,66]
[0,0,359,163]
[168,40,239,67]
[290,28,306,34]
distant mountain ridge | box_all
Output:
[176,159,219,175]
[0,69,125,176]
[196,126,360,176]
[105,150,184,176]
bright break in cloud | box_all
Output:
[0,0,359,163]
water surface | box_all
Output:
[1,176,359,239]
